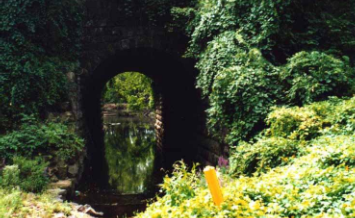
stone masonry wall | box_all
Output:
[73,0,230,172]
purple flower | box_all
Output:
[218,156,229,168]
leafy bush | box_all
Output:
[160,161,200,206]
[229,97,355,175]
[136,98,355,218]
[201,45,355,144]
[0,116,84,161]
[174,0,355,144]
[42,121,84,161]
[0,188,22,217]
[283,51,355,105]
[266,97,355,139]
[13,156,49,193]
[314,135,355,169]
[266,106,323,140]
[0,187,72,218]
[205,48,284,144]
[0,156,49,193]
[229,137,303,175]
[0,0,83,130]
[137,144,355,217]
[0,165,20,188]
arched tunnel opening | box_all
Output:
[73,48,204,217]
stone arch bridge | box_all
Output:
[69,0,227,174]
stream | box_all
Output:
[71,114,158,218]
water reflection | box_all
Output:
[103,116,156,194]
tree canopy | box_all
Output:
[103,72,154,111]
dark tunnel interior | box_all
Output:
[81,48,205,185]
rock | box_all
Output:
[68,163,80,177]
[47,188,67,196]
[53,159,68,179]
[66,72,75,83]
[50,174,59,182]
[69,212,94,218]
[54,212,66,218]
[78,204,104,216]
[50,179,73,189]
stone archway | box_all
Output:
[71,0,226,181]
[79,48,202,180]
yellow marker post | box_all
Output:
[204,166,223,207]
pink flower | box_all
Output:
[218,156,229,168]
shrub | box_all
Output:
[41,121,84,161]
[283,51,355,105]
[266,106,323,140]
[314,135,355,169]
[205,48,283,144]
[229,137,303,175]
[136,135,355,218]
[320,97,355,134]
[0,116,84,161]
[137,98,355,218]
[160,161,201,206]
[179,0,355,144]
[197,44,355,144]
[13,156,49,193]
[0,165,20,188]
[0,187,72,217]
[0,0,83,130]
[0,157,49,193]
[0,116,47,158]
[0,188,22,217]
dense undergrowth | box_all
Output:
[135,2,355,216]
[172,0,355,144]
[0,0,82,131]
[1,0,355,217]
[0,115,84,161]
[0,117,84,216]
[136,97,355,218]
[0,188,72,218]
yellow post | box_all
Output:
[204,166,223,207]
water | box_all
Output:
[104,116,156,195]
[72,115,158,218]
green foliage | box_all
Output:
[266,106,323,140]
[230,97,355,176]
[0,189,22,217]
[173,0,355,144]
[266,97,355,140]
[136,98,355,218]
[0,165,21,188]
[205,48,283,143]
[0,0,82,130]
[160,161,200,206]
[0,188,72,218]
[42,121,84,161]
[103,72,154,111]
[0,156,49,193]
[0,115,84,161]
[13,156,49,193]
[229,137,302,176]
[283,51,355,105]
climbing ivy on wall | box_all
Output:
[0,0,83,131]
[172,0,355,144]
